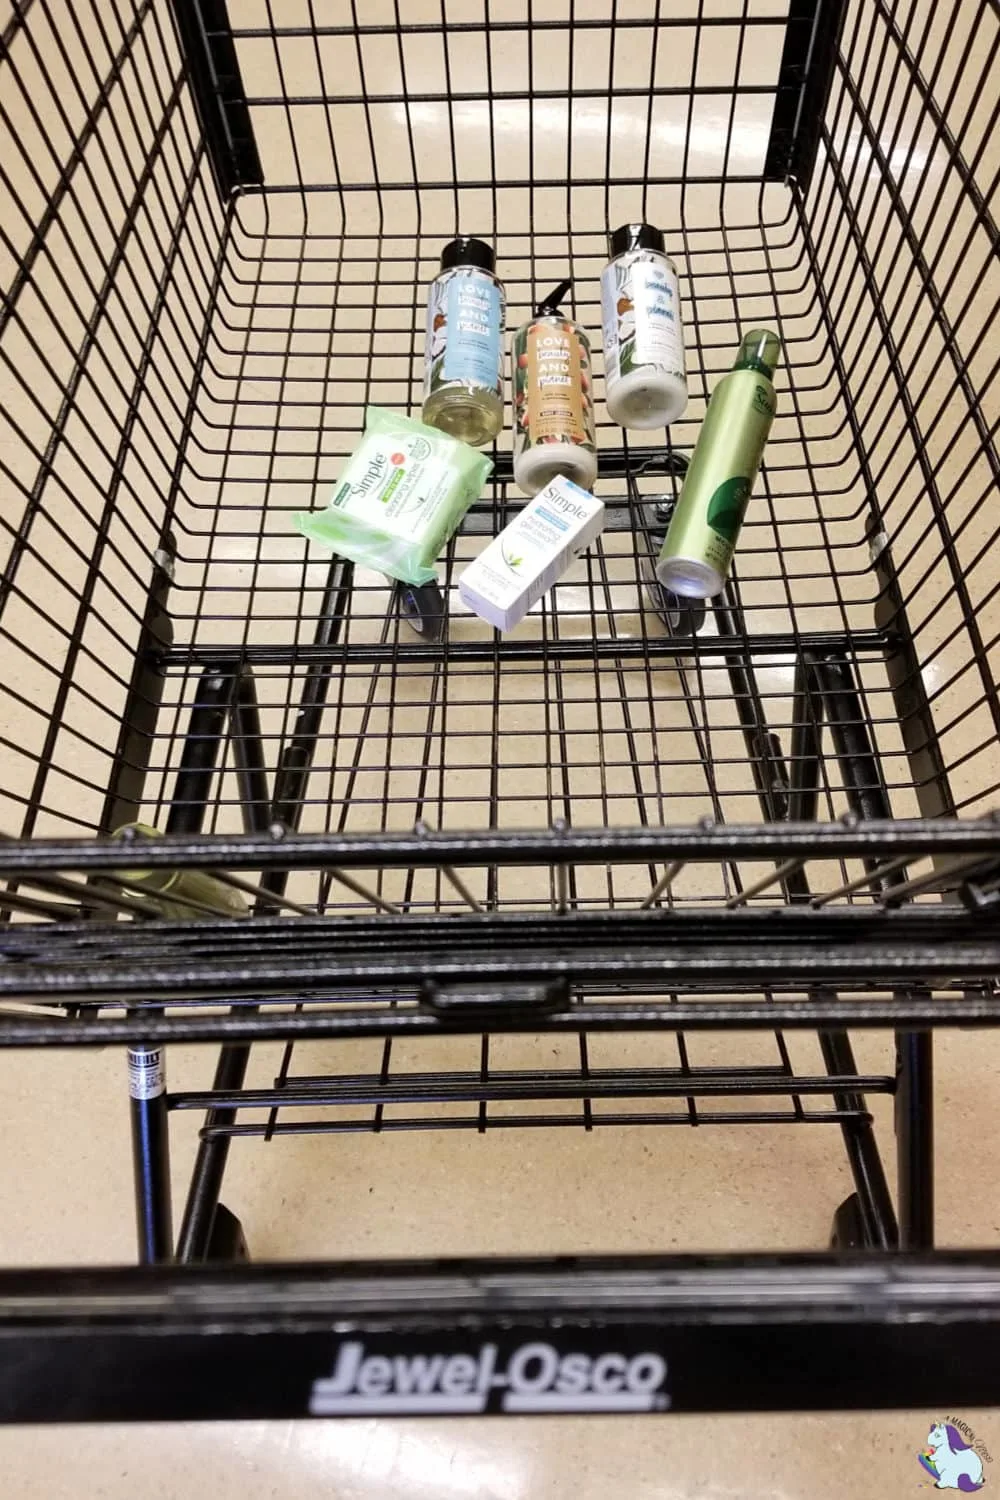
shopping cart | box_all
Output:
[1,0,999,1423]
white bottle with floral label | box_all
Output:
[601,222,687,430]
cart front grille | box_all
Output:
[0,0,998,1264]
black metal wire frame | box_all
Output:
[2,0,996,839]
[0,610,935,1256]
[1,0,999,1419]
[168,0,262,197]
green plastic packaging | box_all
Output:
[294,406,493,585]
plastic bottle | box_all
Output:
[601,222,687,430]
[512,280,598,497]
[422,236,505,447]
[656,329,781,598]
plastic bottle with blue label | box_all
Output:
[422,237,505,447]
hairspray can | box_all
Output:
[656,329,780,598]
[112,824,248,918]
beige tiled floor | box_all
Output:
[2,0,1000,1495]
[0,1410,963,1498]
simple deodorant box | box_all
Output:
[459,476,605,632]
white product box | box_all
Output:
[458,476,605,632]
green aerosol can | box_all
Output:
[656,329,780,598]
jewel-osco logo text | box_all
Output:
[309,1339,670,1415]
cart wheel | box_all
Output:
[830,1193,867,1250]
[640,555,706,636]
[207,1203,250,1263]
[397,580,445,640]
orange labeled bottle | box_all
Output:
[511,280,598,497]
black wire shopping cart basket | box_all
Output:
[1,0,999,1422]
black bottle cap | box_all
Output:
[440,236,495,273]
[609,222,666,257]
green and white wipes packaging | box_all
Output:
[294,406,493,585]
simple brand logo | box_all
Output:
[547,492,588,519]
[918,1420,990,1490]
[309,1339,670,1416]
[351,451,387,497]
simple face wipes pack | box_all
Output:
[295,406,492,585]
[458,476,605,631]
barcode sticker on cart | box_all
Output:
[128,1047,165,1100]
